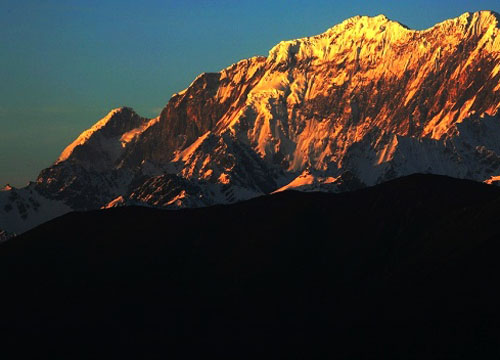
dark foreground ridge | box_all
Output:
[2,174,500,357]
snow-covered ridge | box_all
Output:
[55,107,152,171]
[268,11,500,67]
[57,107,125,163]
[3,11,500,236]
[0,183,71,234]
[427,10,500,34]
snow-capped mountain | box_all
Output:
[2,11,500,235]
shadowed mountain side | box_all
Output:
[2,174,500,357]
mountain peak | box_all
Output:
[333,13,409,31]
[431,10,500,31]
[57,107,132,163]
[341,11,500,31]
[4,11,500,236]
[465,10,499,23]
[1,184,14,192]
[470,10,500,29]
[327,11,500,39]
[325,13,411,40]
[56,106,146,165]
[267,13,411,65]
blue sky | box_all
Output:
[2,0,500,186]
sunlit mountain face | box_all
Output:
[3,9,500,358]
[2,11,500,236]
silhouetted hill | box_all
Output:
[2,174,500,358]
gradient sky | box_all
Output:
[2,0,500,187]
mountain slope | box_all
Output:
[3,174,500,357]
[2,11,500,234]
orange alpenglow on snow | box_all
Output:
[2,11,500,235]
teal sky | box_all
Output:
[2,0,500,187]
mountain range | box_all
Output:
[3,174,500,357]
[2,10,500,235]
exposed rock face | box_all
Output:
[2,11,500,234]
